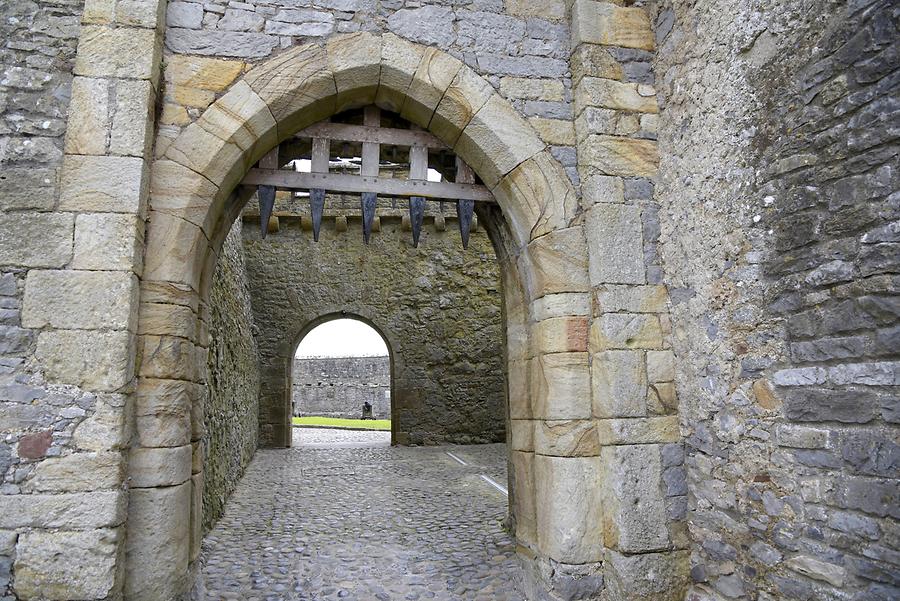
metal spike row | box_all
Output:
[310,188,325,242]
[457,198,474,249]
[361,192,377,244]
[409,196,425,247]
[257,185,276,239]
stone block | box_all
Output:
[431,65,495,147]
[167,1,203,29]
[148,159,221,237]
[570,43,623,85]
[508,359,532,419]
[647,350,675,382]
[531,293,591,321]
[595,284,668,313]
[0,212,73,268]
[129,445,192,487]
[575,78,658,116]
[165,29,278,59]
[73,213,145,272]
[510,419,534,452]
[585,203,645,285]
[592,350,648,417]
[23,270,139,331]
[36,330,135,392]
[138,334,200,381]
[599,444,670,552]
[82,0,115,24]
[377,33,426,113]
[111,79,155,156]
[401,47,463,130]
[125,483,191,600]
[64,77,110,155]
[785,555,846,587]
[506,0,566,20]
[164,54,245,92]
[775,424,832,449]
[590,313,663,351]
[25,451,124,493]
[73,394,130,452]
[528,117,576,146]
[531,352,591,420]
[138,301,198,341]
[534,420,600,457]
[117,0,166,29]
[604,549,689,601]
[510,450,537,545]
[190,472,203,561]
[500,77,566,102]
[59,154,148,214]
[141,210,209,289]
[525,227,590,296]
[326,32,381,111]
[581,135,658,177]
[0,167,58,211]
[135,378,194,447]
[596,416,680,445]
[386,6,455,49]
[571,1,655,51]
[534,454,603,563]
[75,26,161,84]
[455,94,545,189]
[0,490,126,529]
[533,317,590,355]
[14,529,122,600]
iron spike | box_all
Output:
[457,198,474,249]
[258,185,276,239]
[409,196,425,247]
[310,188,325,242]
[361,191,377,244]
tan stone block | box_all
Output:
[531,352,591,420]
[592,350,648,418]
[244,43,336,138]
[647,350,675,382]
[129,445,192,487]
[594,284,668,314]
[376,33,426,112]
[59,154,148,214]
[190,472,203,561]
[138,302,199,341]
[23,270,139,330]
[510,419,535,452]
[531,293,591,321]
[431,65,494,147]
[604,549,690,601]
[164,54,245,91]
[571,1,655,51]
[0,491,126,529]
[575,107,641,141]
[532,316,590,355]
[326,32,381,111]
[138,334,200,381]
[25,451,124,493]
[647,382,678,415]
[585,203,645,285]
[528,117,576,146]
[140,280,200,311]
[191,380,207,440]
[534,454,603,563]
[510,450,536,545]
[73,393,130,452]
[73,213,144,273]
[640,113,658,134]
[596,416,680,445]
[165,84,214,109]
[581,134,658,177]
[500,77,566,102]
[149,159,221,237]
[134,378,194,447]
[14,529,122,600]
[401,47,463,129]
[456,94,544,188]
[590,314,663,350]
[582,173,624,205]
[64,77,110,155]
[506,0,566,20]
[570,43,623,85]
[0,212,73,268]
[117,0,166,29]
[111,79,155,156]
[125,483,191,600]
[508,359,532,419]
[82,0,115,24]
[74,26,162,85]
[575,78,658,115]
[534,420,600,457]
[36,330,135,392]
[525,227,590,297]
[142,209,210,289]
[160,102,190,126]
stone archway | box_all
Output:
[128,32,680,601]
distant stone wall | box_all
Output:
[292,356,391,420]
[203,221,260,533]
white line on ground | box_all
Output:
[479,474,508,496]
[445,451,468,466]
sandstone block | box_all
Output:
[525,227,590,296]
[500,77,565,102]
[528,117,576,146]
[75,26,161,84]
[59,154,148,214]
[532,317,590,355]
[582,174,624,205]
[506,0,566,20]
[510,450,536,545]
[604,549,690,601]
[496,154,578,244]
[0,212,73,268]
[585,203,645,285]
[164,54,245,92]
[596,416,680,445]
[36,330,135,392]
[508,359,532,419]
[592,350,648,417]
[138,301,198,341]
[82,0,115,24]
[581,135,658,177]
[111,79,155,156]
[141,210,209,289]
[135,378,194,447]
[531,293,591,321]
[73,213,145,272]
[0,490,126,529]
[25,451,124,493]
[125,483,191,600]
[23,270,139,331]
[65,77,110,155]
[600,444,670,552]
[431,65,495,147]
[576,107,641,140]
[575,78,658,116]
[116,0,166,29]
[129,445,192,487]
[595,284,668,313]
[377,33,426,113]
[164,83,214,107]
[531,352,591,420]
[534,420,600,457]
[510,419,534,452]
[138,334,200,381]
[647,350,675,382]
[401,47,463,129]
[149,159,221,237]
[570,43,623,85]
[14,529,122,600]
[190,472,203,561]
[571,1,655,51]
[535,455,603,563]
[590,313,663,351]
[193,80,275,158]
[326,32,381,111]
[73,394,130,451]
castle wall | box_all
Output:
[292,356,391,420]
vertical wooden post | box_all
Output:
[360,106,380,243]
[408,143,428,247]
[309,136,329,242]
[456,156,475,249]
[258,146,279,238]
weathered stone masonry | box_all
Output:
[293,356,391,420]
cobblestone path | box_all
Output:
[194,429,524,600]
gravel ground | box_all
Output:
[293,426,391,448]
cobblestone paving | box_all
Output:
[293,426,391,448]
[195,430,524,600]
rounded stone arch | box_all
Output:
[286,310,400,444]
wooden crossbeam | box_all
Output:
[295,122,449,150]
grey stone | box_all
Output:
[167,2,204,29]
[217,8,265,32]
[165,29,278,58]
[476,54,568,78]
[457,11,525,54]
[749,541,782,566]
[0,274,17,296]
[663,466,688,496]
[661,443,684,467]
[387,6,455,48]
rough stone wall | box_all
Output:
[202,220,260,533]
[243,197,505,446]
[654,1,899,600]
[293,356,391,419]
